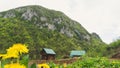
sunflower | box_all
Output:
[7,43,29,55]
[2,43,29,60]
[4,63,26,68]
[0,54,5,58]
[37,63,50,68]
[63,63,67,68]
[2,53,19,60]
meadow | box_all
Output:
[0,43,120,68]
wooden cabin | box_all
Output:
[111,52,120,59]
[70,50,85,58]
[40,48,56,60]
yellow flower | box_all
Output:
[63,63,67,68]
[2,54,19,60]
[37,63,50,68]
[0,54,5,58]
[7,43,29,55]
[7,47,18,55]
[2,43,29,60]
[2,49,19,59]
[4,63,26,68]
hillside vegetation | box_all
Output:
[106,39,120,57]
[0,5,107,59]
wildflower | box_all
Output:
[63,63,67,68]
[37,63,50,68]
[6,47,19,56]
[0,54,5,58]
[2,53,19,60]
[7,43,29,55]
[2,43,29,60]
[4,63,26,68]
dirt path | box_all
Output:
[28,58,80,66]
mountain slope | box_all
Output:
[0,5,106,59]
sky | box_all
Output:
[0,0,120,44]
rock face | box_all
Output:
[0,5,106,58]
[4,11,16,18]
[0,5,90,38]
[21,9,37,20]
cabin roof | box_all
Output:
[70,50,85,57]
[43,48,56,55]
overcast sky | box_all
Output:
[0,0,120,44]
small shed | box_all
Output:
[111,52,120,59]
[70,50,85,58]
[40,48,56,60]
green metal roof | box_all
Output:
[70,50,85,57]
[43,48,56,54]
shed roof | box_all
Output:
[70,50,85,57]
[43,48,56,55]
